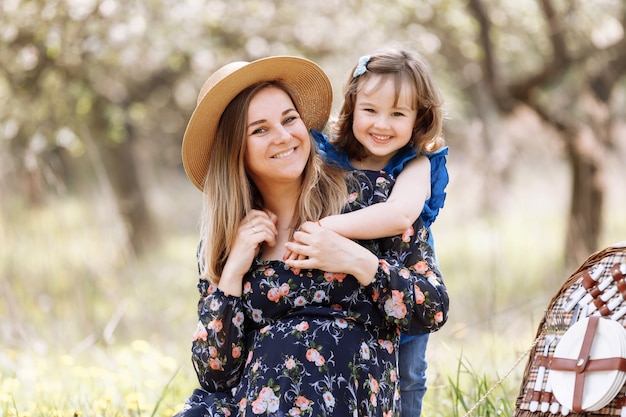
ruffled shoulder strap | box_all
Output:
[383,146,449,227]
[385,146,417,177]
[311,130,352,170]
[421,147,449,227]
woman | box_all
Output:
[176,56,448,417]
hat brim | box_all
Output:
[182,56,332,191]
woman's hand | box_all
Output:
[219,210,278,296]
[284,221,378,286]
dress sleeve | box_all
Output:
[190,279,248,392]
[366,220,449,334]
[347,171,449,334]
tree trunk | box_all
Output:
[563,126,604,269]
[98,133,158,256]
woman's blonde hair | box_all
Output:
[199,81,348,283]
[332,46,445,159]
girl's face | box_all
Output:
[352,74,417,169]
[244,86,311,188]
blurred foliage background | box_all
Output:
[1,0,626,415]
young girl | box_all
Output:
[294,46,448,417]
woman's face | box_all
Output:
[244,86,311,188]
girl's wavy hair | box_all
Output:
[198,81,348,283]
[332,46,445,160]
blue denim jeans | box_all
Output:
[399,333,429,417]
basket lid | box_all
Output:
[549,316,626,411]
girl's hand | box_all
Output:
[284,221,378,286]
[219,209,278,295]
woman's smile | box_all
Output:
[271,147,297,159]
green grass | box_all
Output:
[1,342,196,417]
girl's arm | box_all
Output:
[320,155,430,239]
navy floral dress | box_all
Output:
[175,170,449,417]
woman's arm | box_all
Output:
[217,209,278,296]
[369,220,449,333]
[191,282,248,392]
[284,220,448,333]
[319,156,430,239]
[191,209,277,390]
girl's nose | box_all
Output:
[373,115,390,129]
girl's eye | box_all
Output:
[392,112,406,117]
[250,127,266,135]
[283,116,296,124]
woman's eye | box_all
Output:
[283,116,296,124]
[251,127,266,135]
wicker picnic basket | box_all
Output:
[514,241,626,417]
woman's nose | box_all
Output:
[274,125,292,142]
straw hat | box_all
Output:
[182,56,333,191]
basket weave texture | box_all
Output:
[514,243,626,417]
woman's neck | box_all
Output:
[258,209,296,261]
[257,184,299,260]
[257,179,299,219]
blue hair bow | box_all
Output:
[353,55,370,78]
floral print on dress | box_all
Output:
[175,170,448,417]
